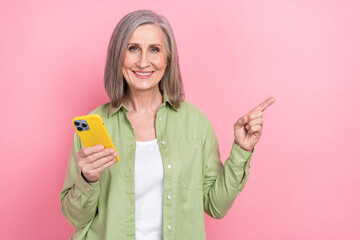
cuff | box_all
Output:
[74,171,100,198]
[228,140,254,167]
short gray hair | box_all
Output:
[104,9,184,108]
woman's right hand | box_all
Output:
[75,145,117,183]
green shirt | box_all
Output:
[60,94,253,240]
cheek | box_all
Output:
[122,53,136,69]
[153,55,167,70]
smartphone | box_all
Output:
[72,114,119,162]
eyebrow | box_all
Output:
[127,43,163,48]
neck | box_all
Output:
[124,88,163,113]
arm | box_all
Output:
[202,118,253,219]
[60,133,101,229]
[203,97,275,219]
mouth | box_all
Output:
[132,70,154,79]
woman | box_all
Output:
[60,9,275,240]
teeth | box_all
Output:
[135,71,152,76]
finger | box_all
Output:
[245,119,263,130]
[78,145,104,158]
[92,152,117,169]
[86,148,115,163]
[248,97,276,114]
[248,111,263,121]
[248,124,262,134]
[235,115,249,128]
[248,118,263,126]
[93,156,117,172]
[257,97,276,112]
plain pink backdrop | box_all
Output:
[1,0,359,239]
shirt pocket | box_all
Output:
[178,139,203,190]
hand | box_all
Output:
[75,145,117,183]
[233,97,276,152]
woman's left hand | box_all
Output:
[233,97,276,152]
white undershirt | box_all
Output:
[135,138,164,240]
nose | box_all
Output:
[137,51,150,68]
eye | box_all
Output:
[150,47,160,53]
[129,46,138,52]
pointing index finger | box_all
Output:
[255,97,276,112]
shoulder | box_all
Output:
[178,100,206,116]
[175,100,217,144]
[87,102,111,118]
[176,100,212,126]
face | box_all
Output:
[122,24,168,93]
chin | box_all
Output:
[131,82,160,92]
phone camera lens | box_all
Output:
[74,121,80,126]
[82,123,87,128]
[77,127,82,131]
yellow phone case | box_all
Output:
[72,114,119,162]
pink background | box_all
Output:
[1,0,359,239]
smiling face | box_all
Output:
[122,24,168,94]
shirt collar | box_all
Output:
[108,93,177,117]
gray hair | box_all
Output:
[104,9,184,108]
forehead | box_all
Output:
[129,24,166,45]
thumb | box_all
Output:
[235,115,249,128]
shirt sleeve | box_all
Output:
[60,132,101,229]
[202,117,253,219]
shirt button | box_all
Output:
[167,195,172,200]
[86,187,91,192]
[159,116,162,120]
[161,141,166,145]
[167,164,172,169]
[167,225,172,230]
